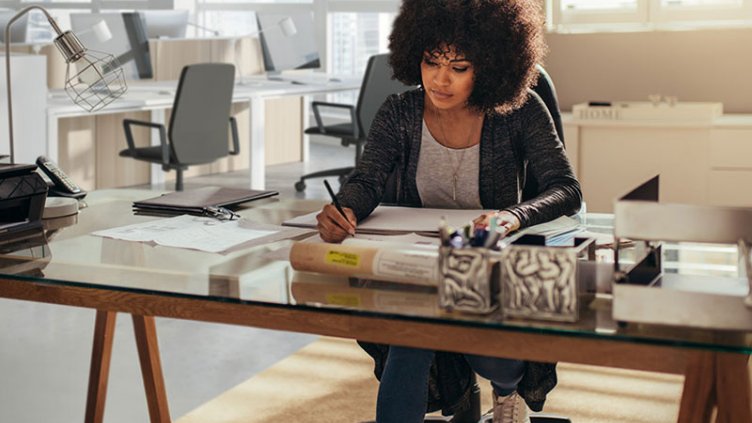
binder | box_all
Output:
[133,186,278,216]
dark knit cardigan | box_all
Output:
[338,88,582,415]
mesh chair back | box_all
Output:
[169,63,235,165]
[356,53,413,138]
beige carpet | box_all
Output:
[176,337,683,423]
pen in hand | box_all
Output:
[323,179,355,236]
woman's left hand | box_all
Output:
[473,210,520,236]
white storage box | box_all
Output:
[572,101,723,122]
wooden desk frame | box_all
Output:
[1,277,749,423]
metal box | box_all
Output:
[438,246,499,314]
[500,236,595,322]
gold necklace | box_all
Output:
[433,107,480,201]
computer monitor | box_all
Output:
[257,11,321,73]
[70,12,153,80]
[139,10,189,39]
[0,10,28,43]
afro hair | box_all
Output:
[388,0,546,113]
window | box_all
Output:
[661,0,741,7]
[2,0,173,42]
[551,0,752,30]
[552,0,646,27]
[561,0,638,11]
[653,0,751,23]
[328,12,392,76]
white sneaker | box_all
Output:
[492,391,530,423]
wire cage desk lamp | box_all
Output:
[5,5,127,164]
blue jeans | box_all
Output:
[376,346,525,423]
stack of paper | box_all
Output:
[283,205,582,244]
[283,206,493,235]
[93,215,313,254]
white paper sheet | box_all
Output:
[282,206,493,235]
[93,215,312,254]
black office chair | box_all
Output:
[120,63,240,191]
[372,65,571,423]
[521,64,566,203]
[294,53,413,192]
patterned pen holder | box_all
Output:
[499,235,596,322]
[438,246,500,314]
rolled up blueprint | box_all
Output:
[289,241,439,286]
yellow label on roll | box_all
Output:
[325,250,360,267]
[326,293,361,307]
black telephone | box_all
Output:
[36,156,87,199]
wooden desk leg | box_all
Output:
[132,315,171,423]
[678,351,752,423]
[85,310,117,423]
[714,352,751,423]
[678,351,716,423]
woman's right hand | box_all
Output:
[316,204,357,243]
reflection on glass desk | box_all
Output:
[0,228,50,277]
[0,189,750,422]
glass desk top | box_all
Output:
[1,189,750,355]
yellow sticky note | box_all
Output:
[325,250,360,267]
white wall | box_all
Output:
[0,53,47,164]
[544,27,752,113]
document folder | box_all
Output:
[133,186,278,216]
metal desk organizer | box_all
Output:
[438,233,597,319]
[612,176,752,330]
[438,246,500,314]
[500,234,596,322]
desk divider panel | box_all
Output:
[58,116,97,191]
[150,38,215,81]
[265,97,303,165]
[59,112,152,191]
[96,111,152,189]
[149,37,265,81]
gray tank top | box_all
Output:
[416,120,482,209]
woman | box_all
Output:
[316,1,581,422]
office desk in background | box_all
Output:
[0,189,749,423]
[45,75,361,191]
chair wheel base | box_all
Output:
[294,180,306,192]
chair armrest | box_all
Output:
[310,101,359,137]
[122,119,169,165]
[228,117,240,155]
